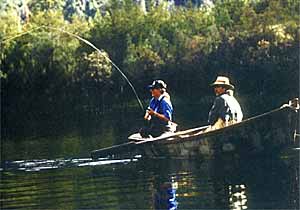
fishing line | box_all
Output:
[1,25,44,43]
[1,25,145,112]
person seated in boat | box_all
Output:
[140,80,175,138]
[207,76,243,131]
[225,88,243,122]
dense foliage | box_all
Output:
[1,0,299,137]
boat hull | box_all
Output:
[91,104,298,160]
[137,106,298,159]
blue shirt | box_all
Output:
[148,95,173,121]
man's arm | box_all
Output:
[208,97,224,125]
[148,108,170,122]
[148,100,172,122]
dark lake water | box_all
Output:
[1,111,299,209]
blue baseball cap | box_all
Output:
[147,80,167,90]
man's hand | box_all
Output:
[147,108,170,122]
[147,108,156,116]
[144,109,151,120]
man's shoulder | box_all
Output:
[216,95,226,102]
[221,93,239,102]
[149,97,156,107]
[161,97,172,107]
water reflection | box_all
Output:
[229,184,248,210]
[1,151,299,209]
[1,156,299,209]
[152,174,178,210]
[210,155,299,210]
[2,157,140,172]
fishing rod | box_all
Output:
[1,25,145,112]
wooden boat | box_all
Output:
[91,98,299,159]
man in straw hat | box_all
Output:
[140,80,176,138]
[207,76,243,131]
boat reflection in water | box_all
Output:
[1,151,298,209]
[141,152,299,210]
[153,179,178,210]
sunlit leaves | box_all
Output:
[0,0,299,129]
[80,51,112,82]
[125,42,164,79]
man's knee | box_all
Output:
[139,127,150,138]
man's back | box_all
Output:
[221,94,243,122]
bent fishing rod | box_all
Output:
[1,25,145,112]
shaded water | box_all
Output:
[1,113,299,209]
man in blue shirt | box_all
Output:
[140,80,175,138]
[208,76,243,130]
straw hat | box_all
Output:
[210,76,234,89]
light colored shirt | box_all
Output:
[208,93,243,125]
